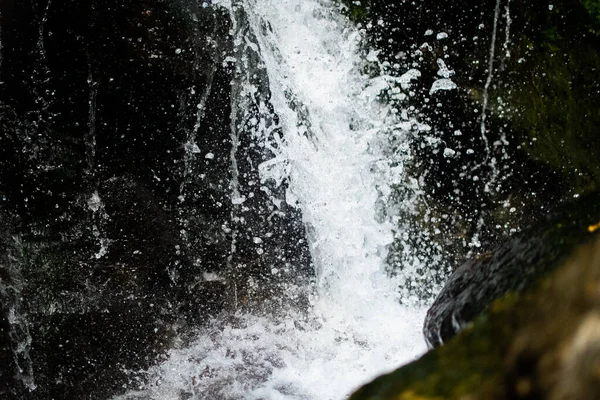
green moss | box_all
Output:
[581,0,600,24]
[508,45,600,193]
[493,0,600,196]
[334,0,370,21]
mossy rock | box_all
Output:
[352,227,600,399]
[501,0,600,194]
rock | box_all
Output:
[29,300,176,400]
[352,233,600,400]
[0,0,311,397]
[424,191,600,348]
[0,211,35,399]
[0,308,20,399]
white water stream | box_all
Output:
[120,0,428,398]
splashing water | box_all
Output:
[119,0,429,398]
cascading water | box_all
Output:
[119,0,428,398]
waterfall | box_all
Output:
[239,0,399,318]
[117,0,427,398]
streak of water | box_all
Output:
[503,0,512,60]
[479,0,501,161]
[0,6,3,85]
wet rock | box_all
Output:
[0,211,36,399]
[353,0,600,205]
[424,191,600,348]
[0,0,310,397]
[0,309,19,399]
[29,300,176,400]
[352,232,600,400]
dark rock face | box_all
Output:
[0,0,310,398]
[361,0,600,218]
[30,301,175,399]
[424,192,600,348]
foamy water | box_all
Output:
[117,0,429,398]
